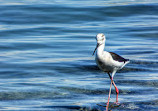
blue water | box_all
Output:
[0,0,158,110]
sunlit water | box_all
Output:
[0,0,158,110]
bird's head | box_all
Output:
[92,33,106,56]
[96,33,106,45]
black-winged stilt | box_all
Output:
[92,33,129,111]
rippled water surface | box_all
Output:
[0,0,158,110]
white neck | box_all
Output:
[97,44,105,55]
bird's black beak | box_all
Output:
[92,43,99,56]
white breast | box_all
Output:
[95,51,115,72]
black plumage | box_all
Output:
[109,52,129,63]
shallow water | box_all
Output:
[0,0,158,110]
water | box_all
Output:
[0,0,158,110]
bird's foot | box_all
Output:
[113,102,120,105]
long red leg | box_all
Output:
[106,79,112,111]
[108,73,119,103]
[112,81,119,103]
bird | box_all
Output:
[92,33,129,111]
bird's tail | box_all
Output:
[121,60,130,69]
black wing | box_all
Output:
[109,52,129,63]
